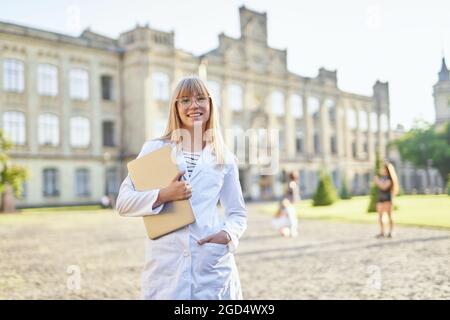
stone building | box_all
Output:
[0,6,392,207]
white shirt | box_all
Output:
[182,150,201,178]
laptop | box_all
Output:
[127,145,195,239]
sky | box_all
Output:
[1,0,449,130]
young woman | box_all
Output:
[115,76,247,300]
[373,162,399,239]
[285,171,301,204]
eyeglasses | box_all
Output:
[176,95,210,108]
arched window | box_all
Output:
[38,113,59,146]
[2,111,26,145]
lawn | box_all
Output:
[259,195,450,229]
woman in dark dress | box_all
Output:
[373,163,399,238]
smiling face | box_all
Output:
[176,93,211,131]
[379,165,388,176]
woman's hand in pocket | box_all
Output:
[197,230,231,245]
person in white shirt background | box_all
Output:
[115,76,247,300]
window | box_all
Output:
[231,125,245,158]
[152,72,170,101]
[153,118,167,138]
[330,136,337,154]
[207,80,221,107]
[102,121,115,147]
[75,168,91,197]
[20,181,27,199]
[101,75,114,101]
[38,113,59,146]
[325,99,335,121]
[332,170,339,188]
[299,170,306,193]
[229,84,243,111]
[3,59,24,92]
[359,110,368,131]
[69,68,89,100]
[43,168,59,197]
[352,141,357,158]
[291,94,303,119]
[308,97,320,118]
[278,127,285,150]
[296,130,303,153]
[380,114,389,132]
[347,108,357,130]
[105,168,119,195]
[70,117,90,147]
[370,112,378,132]
[271,91,284,116]
[2,111,26,145]
[313,132,320,154]
[38,64,58,96]
[310,170,319,191]
[352,173,360,194]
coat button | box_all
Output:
[183,250,189,257]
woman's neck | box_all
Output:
[180,126,205,152]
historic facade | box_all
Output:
[0,6,393,207]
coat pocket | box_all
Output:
[197,242,231,286]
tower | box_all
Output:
[239,6,268,44]
[433,57,450,125]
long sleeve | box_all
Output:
[115,140,165,217]
[219,158,247,253]
[115,175,164,217]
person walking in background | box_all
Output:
[374,162,399,239]
[286,171,301,204]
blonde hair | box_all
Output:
[159,76,225,164]
[385,162,399,196]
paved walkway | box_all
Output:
[0,204,449,299]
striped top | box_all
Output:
[182,150,201,177]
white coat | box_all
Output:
[115,138,247,300]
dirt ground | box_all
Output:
[0,204,449,299]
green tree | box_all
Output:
[391,121,450,187]
[313,170,338,206]
[0,130,28,212]
[340,178,352,200]
[367,152,382,213]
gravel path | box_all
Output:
[0,204,449,300]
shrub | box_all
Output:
[313,170,339,206]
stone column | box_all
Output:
[367,106,375,162]
[60,56,70,156]
[303,94,313,157]
[90,59,101,156]
[335,98,345,158]
[221,78,232,145]
[320,96,331,164]
[355,105,363,160]
[27,48,38,154]
[285,90,296,159]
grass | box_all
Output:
[0,205,108,224]
[21,205,103,213]
[259,195,450,229]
